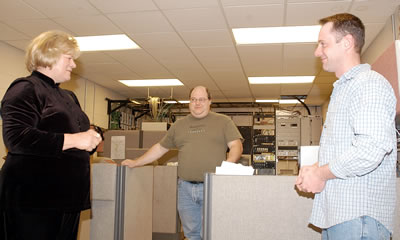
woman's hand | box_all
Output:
[63,129,102,151]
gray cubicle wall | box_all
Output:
[153,166,181,240]
[204,174,400,240]
[91,163,153,240]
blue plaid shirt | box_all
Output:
[310,64,397,233]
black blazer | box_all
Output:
[0,71,91,211]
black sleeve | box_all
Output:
[1,80,64,156]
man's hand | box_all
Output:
[295,163,327,193]
[121,159,141,168]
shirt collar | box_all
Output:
[32,70,60,88]
[333,64,371,87]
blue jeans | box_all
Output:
[177,179,204,240]
[322,216,391,240]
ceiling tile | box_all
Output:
[284,58,320,76]
[3,39,31,50]
[153,0,219,9]
[0,23,29,41]
[250,84,281,96]
[283,43,317,58]
[208,69,251,91]
[174,71,220,91]
[107,11,174,34]
[24,0,100,18]
[219,89,254,99]
[237,44,283,76]
[54,15,122,35]
[224,4,284,28]
[77,51,118,64]
[351,0,400,24]
[145,47,199,68]
[5,19,72,38]
[163,8,227,32]
[76,62,133,77]
[286,1,352,26]
[180,29,234,47]
[221,0,283,6]
[88,0,157,13]
[288,0,351,2]
[191,46,242,71]
[0,0,46,21]
[129,32,186,49]
[280,83,313,95]
[283,43,320,75]
[106,50,175,78]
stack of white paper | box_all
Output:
[300,146,319,167]
[215,161,254,175]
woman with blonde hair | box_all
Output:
[0,30,101,240]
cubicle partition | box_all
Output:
[91,163,153,240]
[204,174,400,240]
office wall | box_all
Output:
[362,15,397,65]
[0,42,127,167]
[61,75,125,129]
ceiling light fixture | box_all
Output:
[255,99,279,103]
[256,99,305,104]
[164,100,178,104]
[249,76,314,84]
[279,99,304,104]
[129,99,141,104]
[75,34,140,51]
[119,79,184,87]
[233,25,321,44]
[178,100,190,104]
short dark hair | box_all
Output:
[189,86,211,100]
[319,13,365,54]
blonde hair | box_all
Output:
[25,30,80,72]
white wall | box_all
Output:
[362,15,396,64]
[61,74,125,129]
[0,42,126,167]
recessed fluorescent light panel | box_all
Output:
[178,100,190,104]
[249,76,314,84]
[75,34,140,51]
[233,25,321,44]
[255,99,304,104]
[255,99,279,103]
[129,99,141,104]
[279,99,304,104]
[164,100,177,104]
[119,79,184,87]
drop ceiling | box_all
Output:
[0,0,399,105]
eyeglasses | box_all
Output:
[190,97,208,103]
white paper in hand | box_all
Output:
[300,146,319,167]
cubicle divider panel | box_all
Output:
[153,166,180,238]
[123,166,153,240]
[395,182,400,239]
[91,163,118,240]
[204,174,320,240]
